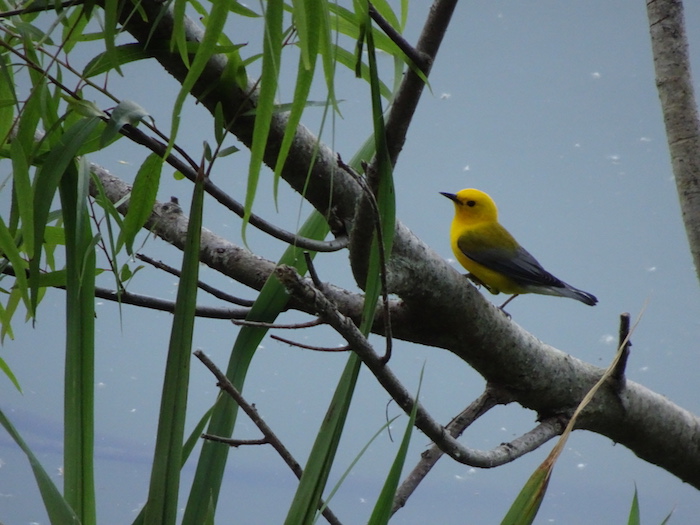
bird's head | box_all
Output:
[440,188,499,223]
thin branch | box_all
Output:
[193,350,343,525]
[339,157,393,363]
[274,265,561,468]
[392,385,511,513]
[368,3,430,72]
[231,318,323,329]
[0,0,81,18]
[136,253,255,306]
[271,334,350,352]
[119,124,348,253]
[0,264,248,318]
[201,435,268,447]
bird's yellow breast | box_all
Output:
[449,222,527,296]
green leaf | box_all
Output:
[0,217,30,313]
[218,145,240,157]
[168,0,230,154]
[30,117,100,315]
[0,408,80,524]
[242,0,283,240]
[64,96,107,119]
[0,52,16,144]
[500,466,551,525]
[272,0,323,198]
[10,139,33,258]
[359,10,395,335]
[102,0,124,76]
[117,153,163,254]
[627,485,640,525]
[284,354,362,525]
[101,99,150,146]
[59,160,97,525]
[0,353,21,392]
[367,367,423,524]
[143,172,205,525]
[83,43,150,78]
[182,210,330,525]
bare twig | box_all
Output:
[339,157,393,363]
[393,385,510,513]
[136,253,255,306]
[193,350,343,525]
[201,435,268,447]
[231,318,323,329]
[0,264,248,318]
[271,334,350,352]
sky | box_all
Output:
[2,2,700,524]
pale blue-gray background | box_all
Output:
[2,2,700,523]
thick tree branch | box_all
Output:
[89,135,700,490]
[647,0,700,281]
[275,264,565,468]
[84,0,700,488]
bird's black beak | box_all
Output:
[440,192,459,203]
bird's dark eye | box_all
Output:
[466,200,476,207]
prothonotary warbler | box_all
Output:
[441,188,597,308]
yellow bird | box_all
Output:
[441,188,597,308]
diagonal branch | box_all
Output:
[274,264,562,469]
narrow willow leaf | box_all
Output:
[168,0,229,154]
[293,0,311,70]
[0,53,15,143]
[102,0,124,76]
[627,485,640,525]
[285,354,361,525]
[213,102,225,143]
[0,352,21,391]
[10,140,33,259]
[83,43,150,78]
[0,289,20,344]
[368,367,423,524]
[359,12,395,334]
[0,217,30,312]
[228,0,259,17]
[60,160,97,525]
[272,0,321,198]
[182,210,329,525]
[172,0,190,67]
[242,0,282,238]
[118,153,163,254]
[332,44,392,100]
[317,415,400,519]
[101,99,150,146]
[218,145,240,157]
[64,97,107,119]
[30,117,100,314]
[317,0,340,113]
[143,173,205,525]
[61,5,91,54]
[500,467,551,525]
[0,408,79,523]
